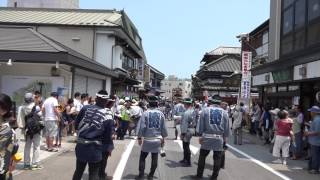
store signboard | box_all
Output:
[240,51,252,100]
[241,79,251,99]
[242,51,252,79]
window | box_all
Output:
[283,8,294,35]
[122,54,135,70]
[308,21,320,45]
[294,30,305,50]
[281,35,293,55]
[295,0,305,29]
[284,0,294,9]
[308,0,320,22]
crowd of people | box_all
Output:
[0,90,319,179]
[230,101,320,174]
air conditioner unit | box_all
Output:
[299,66,307,77]
[265,74,270,82]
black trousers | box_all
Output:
[72,159,100,180]
[99,153,109,180]
[182,141,191,163]
[139,151,158,176]
[197,149,223,179]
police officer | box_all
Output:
[192,95,230,180]
[136,96,168,179]
[173,97,185,140]
[180,98,196,166]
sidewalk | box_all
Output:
[13,135,76,176]
[231,129,319,180]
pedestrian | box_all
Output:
[63,99,76,136]
[173,98,185,140]
[261,104,273,144]
[0,93,17,179]
[99,95,116,180]
[272,110,293,165]
[192,95,230,180]
[179,98,196,166]
[42,92,60,152]
[17,93,43,170]
[136,95,168,179]
[304,106,320,174]
[292,106,303,160]
[72,90,114,180]
[232,102,245,145]
[252,102,262,137]
[73,92,82,137]
[118,97,131,140]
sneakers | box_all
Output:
[282,160,287,165]
[23,165,31,170]
[31,164,43,170]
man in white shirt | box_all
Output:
[73,92,82,114]
[42,92,60,152]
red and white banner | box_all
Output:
[240,51,252,99]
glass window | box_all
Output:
[308,21,320,45]
[281,35,293,54]
[308,0,320,21]
[295,0,305,29]
[283,0,294,9]
[283,8,294,35]
[294,30,305,50]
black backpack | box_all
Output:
[25,106,44,138]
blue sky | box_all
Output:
[0,0,270,78]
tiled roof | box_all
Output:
[206,46,241,56]
[0,27,116,77]
[205,55,241,72]
[0,7,143,52]
[0,7,122,27]
[0,27,63,52]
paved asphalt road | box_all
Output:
[14,121,319,180]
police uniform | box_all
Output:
[137,97,168,179]
[180,98,196,166]
[195,96,229,180]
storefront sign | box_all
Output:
[242,51,252,79]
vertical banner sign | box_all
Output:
[240,51,252,99]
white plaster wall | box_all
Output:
[294,60,320,80]
[0,63,72,97]
[252,72,274,86]
[38,26,94,59]
[114,46,123,69]
[94,34,115,69]
[105,76,111,95]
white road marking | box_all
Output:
[174,140,199,155]
[113,138,136,180]
[227,144,292,180]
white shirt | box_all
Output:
[73,98,82,112]
[43,97,59,121]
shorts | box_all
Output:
[272,135,290,158]
[45,120,58,138]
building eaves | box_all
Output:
[201,46,241,62]
[203,54,241,73]
[249,19,269,36]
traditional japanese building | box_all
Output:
[192,46,241,104]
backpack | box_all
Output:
[25,106,44,139]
